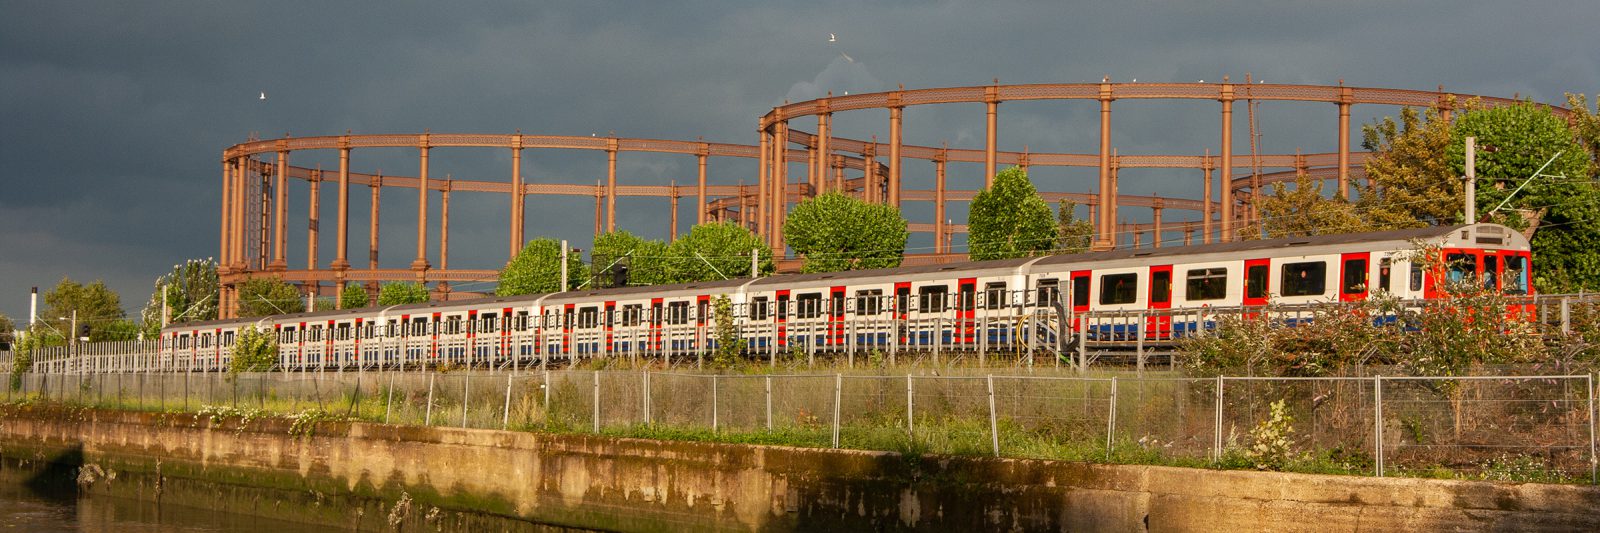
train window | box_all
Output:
[1246,265,1268,299]
[1099,273,1138,305]
[337,323,352,340]
[1185,268,1227,301]
[1409,262,1424,292]
[650,302,663,326]
[830,294,844,317]
[1379,258,1393,293]
[749,297,770,321]
[578,307,599,328]
[1072,276,1090,307]
[698,300,710,324]
[958,284,975,312]
[918,286,948,313]
[895,286,910,315]
[984,282,1007,310]
[796,293,823,319]
[447,316,463,335]
[1503,256,1528,295]
[776,294,790,320]
[1446,253,1476,285]
[223,331,234,345]
[1482,255,1499,291]
[621,304,642,326]
[482,313,498,333]
[1150,271,1171,304]
[667,301,691,325]
[1036,279,1059,307]
[1281,262,1327,297]
[410,317,427,336]
[515,311,529,331]
[855,290,882,316]
[1342,258,1368,295]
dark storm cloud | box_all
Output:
[2,0,1596,320]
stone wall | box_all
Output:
[0,406,1595,532]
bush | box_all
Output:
[230,325,277,373]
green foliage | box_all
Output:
[1449,101,1599,292]
[1359,102,1470,227]
[9,324,62,390]
[0,314,12,350]
[498,238,585,296]
[1245,400,1298,471]
[1567,93,1600,178]
[590,231,671,287]
[139,258,218,336]
[229,325,278,373]
[1055,201,1093,254]
[783,192,910,273]
[665,222,774,282]
[339,284,370,310]
[968,167,1056,260]
[96,320,141,341]
[377,282,428,306]
[710,295,740,369]
[42,277,127,341]
[236,276,305,317]
[1256,174,1371,239]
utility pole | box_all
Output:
[560,239,569,292]
[1465,136,1477,224]
[28,286,37,328]
[162,289,171,328]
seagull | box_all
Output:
[259,91,266,100]
[828,33,836,42]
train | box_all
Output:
[157,223,1532,371]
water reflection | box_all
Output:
[0,481,346,533]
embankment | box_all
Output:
[0,405,1594,532]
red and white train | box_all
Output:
[158,223,1532,371]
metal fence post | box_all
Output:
[461,374,471,428]
[1213,375,1224,462]
[1588,373,1596,485]
[502,373,513,430]
[384,371,395,425]
[712,374,719,432]
[1106,377,1118,461]
[1561,297,1571,335]
[643,371,652,425]
[1374,375,1384,477]
[987,374,1000,457]
[543,369,550,412]
[424,373,435,426]
[906,374,915,437]
[832,373,842,448]
[593,370,601,433]
[764,375,772,431]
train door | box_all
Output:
[776,290,790,347]
[1339,252,1371,302]
[1429,249,1480,298]
[828,286,846,347]
[1147,265,1173,339]
[650,298,664,352]
[429,313,441,363]
[1069,271,1090,332]
[1243,259,1270,307]
[958,278,977,345]
[604,301,616,354]
[894,282,911,345]
[466,310,478,365]
[353,318,364,367]
[697,295,710,352]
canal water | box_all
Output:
[0,482,347,532]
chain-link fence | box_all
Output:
[5,370,1594,483]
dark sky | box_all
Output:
[2,1,1596,322]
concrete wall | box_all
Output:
[1,405,1595,532]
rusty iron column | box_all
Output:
[806,139,818,196]
[220,158,233,269]
[696,143,708,225]
[888,95,903,208]
[935,146,948,254]
[369,173,381,269]
[773,120,789,251]
[593,183,603,238]
[333,138,351,272]
[863,140,877,203]
[271,145,288,270]
[1110,148,1120,248]
[1203,150,1214,244]
[1094,80,1114,250]
[1152,201,1164,249]
[233,160,247,270]
[605,138,618,234]
[412,134,431,274]
[737,182,750,229]
[440,178,450,272]
[307,166,321,271]
[1338,85,1353,201]
[669,180,680,243]
[814,105,831,194]
[511,133,525,255]
[756,128,769,240]
[1185,230,1194,246]
[984,85,998,187]
[1219,82,1235,242]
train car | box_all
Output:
[158,223,1531,370]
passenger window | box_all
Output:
[622,305,643,326]
[796,293,823,319]
[1342,259,1368,295]
[1409,262,1424,292]
[776,295,789,320]
[1186,268,1227,301]
[1099,273,1138,305]
[958,284,975,311]
[1281,262,1327,297]
[1503,256,1528,295]
[1036,279,1059,307]
[1379,258,1393,293]
[1446,253,1476,285]
[579,307,599,328]
[750,297,770,321]
[667,301,691,325]
[918,286,948,313]
[854,290,882,316]
[1071,276,1090,307]
[1482,255,1499,291]
[1150,271,1171,304]
[895,287,910,315]
[1246,265,1269,299]
[984,282,1007,310]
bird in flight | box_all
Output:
[259,91,267,100]
[828,33,836,42]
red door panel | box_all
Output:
[1339,252,1371,302]
[1147,265,1172,338]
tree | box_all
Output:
[139,258,218,336]
[1358,102,1469,227]
[0,314,13,350]
[1056,200,1094,254]
[378,282,429,306]
[590,231,671,287]
[236,276,305,317]
[783,192,909,273]
[1566,93,1600,178]
[666,222,774,282]
[339,284,370,309]
[709,294,740,369]
[41,277,126,341]
[230,325,277,373]
[967,166,1056,260]
[498,238,585,296]
[1256,174,1368,239]
[1447,101,1598,291]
